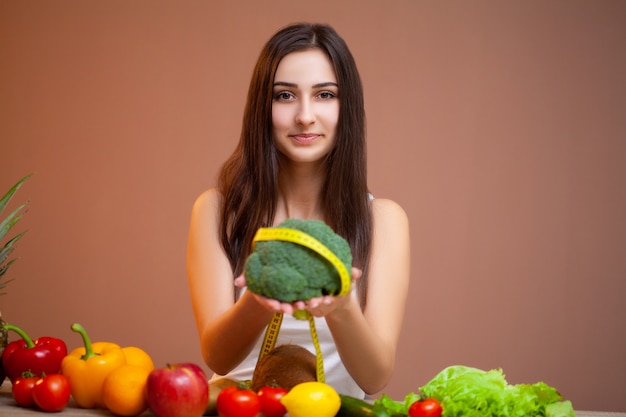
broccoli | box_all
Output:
[244,219,352,302]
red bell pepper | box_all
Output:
[1,324,67,382]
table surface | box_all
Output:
[1,381,624,416]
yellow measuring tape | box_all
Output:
[253,227,351,383]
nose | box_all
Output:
[295,99,315,125]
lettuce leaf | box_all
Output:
[376,392,420,415]
[375,365,574,417]
[546,401,576,417]
[420,365,570,417]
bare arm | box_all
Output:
[323,198,410,394]
[186,189,274,375]
[187,191,410,392]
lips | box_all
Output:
[290,133,320,144]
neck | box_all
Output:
[274,161,325,223]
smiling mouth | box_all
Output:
[290,133,320,145]
[291,133,320,144]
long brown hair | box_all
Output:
[218,23,372,308]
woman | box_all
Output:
[187,22,410,398]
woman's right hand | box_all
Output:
[235,267,362,316]
[235,274,299,314]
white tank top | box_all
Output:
[212,198,376,399]
[209,290,365,399]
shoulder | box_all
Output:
[192,188,222,210]
[369,197,410,244]
[190,188,223,222]
[370,198,409,226]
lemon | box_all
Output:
[280,381,341,417]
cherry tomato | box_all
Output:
[257,386,288,417]
[409,397,443,417]
[216,385,261,417]
[12,375,39,407]
[32,374,71,412]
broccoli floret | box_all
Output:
[244,219,352,302]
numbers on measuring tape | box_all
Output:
[307,312,325,383]
[258,312,283,360]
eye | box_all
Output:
[274,91,295,101]
[317,90,337,100]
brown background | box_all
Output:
[1,0,625,412]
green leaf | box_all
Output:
[0,258,17,277]
[0,203,28,242]
[419,365,566,417]
[375,393,408,415]
[0,173,33,216]
[546,401,575,417]
[0,174,33,293]
[0,231,27,266]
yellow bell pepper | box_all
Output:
[61,323,126,408]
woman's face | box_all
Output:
[271,48,339,164]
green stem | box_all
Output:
[3,323,35,348]
[21,370,36,379]
[293,309,309,321]
[70,323,96,360]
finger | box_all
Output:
[280,303,295,315]
[265,298,282,311]
[253,293,280,311]
[307,297,324,309]
[351,267,363,281]
[234,275,247,287]
[293,301,307,310]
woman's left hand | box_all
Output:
[235,267,362,317]
[299,267,361,317]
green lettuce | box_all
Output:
[376,392,420,415]
[376,365,575,417]
[546,401,576,417]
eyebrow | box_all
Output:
[273,81,338,89]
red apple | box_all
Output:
[145,362,209,417]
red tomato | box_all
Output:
[216,385,261,417]
[409,398,443,417]
[32,374,71,412]
[257,386,288,417]
[12,376,39,407]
